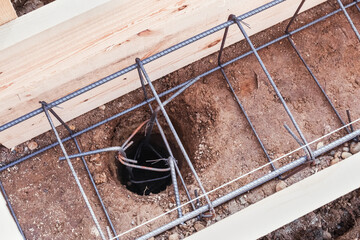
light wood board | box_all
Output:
[0,0,17,25]
[0,0,325,148]
[0,192,23,239]
[186,153,360,240]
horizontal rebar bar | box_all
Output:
[4,0,357,135]
[1,0,358,173]
[136,129,360,240]
[0,80,190,173]
[0,0,285,132]
[58,146,124,160]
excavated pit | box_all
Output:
[109,109,201,198]
[117,133,172,195]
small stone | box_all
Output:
[194,222,205,232]
[316,141,324,150]
[246,189,264,204]
[239,196,247,205]
[90,226,100,237]
[94,172,107,184]
[89,153,101,162]
[329,150,336,157]
[341,152,352,159]
[99,105,106,110]
[342,147,349,152]
[15,145,24,153]
[322,230,332,240]
[27,141,38,151]
[334,151,342,158]
[169,233,179,240]
[69,125,76,131]
[350,142,360,154]
[148,238,155,240]
[275,181,287,192]
[330,157,340,166]
[227,200,238,214]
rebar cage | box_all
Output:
[0,0,360,239]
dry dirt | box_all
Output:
[2,0,360,239]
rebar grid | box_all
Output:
[2,0,359,173]
[105,116,360,240]
[0,1,359,239]
[136,126,360,240]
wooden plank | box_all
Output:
[0,0,17,25]
[0,192,23,239]
[186,153,360,240]
[0,0,112,50]
[0,0,325,148]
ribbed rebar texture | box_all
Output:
[136,129,360,240]
[0,0,285,132]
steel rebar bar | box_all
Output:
[42,103,106,240]
[45,106,119,239]
[337,0,360,40]
[136,128,360,240]
[217,16,277,172]
[0,2,358,240]
[0,0,285,133]
[136,58,214,212]
[284,0,352,136]
[232,15,315,161]
[1,1,358,175]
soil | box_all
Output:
[11,0,55,16]
[2,0,360,239]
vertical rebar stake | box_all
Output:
[230,14,315,161]
[41,102,106,240]
[337,0,360,41]
[285,0,351,135]
[136,65,183,218]
[136,58,214,212]
[217,15,279,173]
[40,102,119,239]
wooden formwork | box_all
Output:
[0,0,325,148]
[4,1,356,239]
[0,0,16,25]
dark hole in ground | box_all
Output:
[117,133,173,195]
[332,209,356,237]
